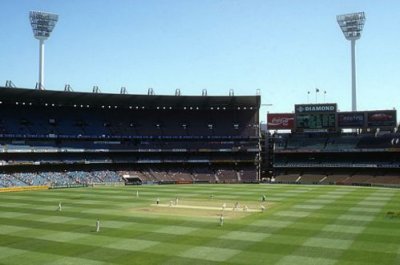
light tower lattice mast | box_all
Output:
[29,11,58,90]
[337,12,366,111]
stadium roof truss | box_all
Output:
[0,87,260,110]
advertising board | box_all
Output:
[267,113,294,130]
[338,112,365,128]
[367,110,397,128]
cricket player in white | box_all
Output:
[96,219,100,232]
[58,202,62,212]
[233,201,239,211]
[136,190,139,198]
[219,214,224,226]
[261,205,265,212]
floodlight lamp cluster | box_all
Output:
[337,12,366,41]
[29,11,58,40]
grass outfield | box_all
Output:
[0,184,399,265]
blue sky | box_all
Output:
[0,0,399,122]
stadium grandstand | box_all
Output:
[2,86,400,189]
[0,86,261,188]
[263,103,400,188]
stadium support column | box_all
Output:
[39,39,45,90]
[351,39,357,111]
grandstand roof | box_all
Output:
[0,87,260,109]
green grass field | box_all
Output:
[0,184,399,265]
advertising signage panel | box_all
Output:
[286,104,396,131]
[295,103,337,113]
[267,113,294,130]
[338,112,365,128]
[367,110,397,128]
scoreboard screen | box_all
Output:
[296,113,336,130]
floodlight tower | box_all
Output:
[29,11,58,90]
[337,12,366,111]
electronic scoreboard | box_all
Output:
[295,103,337,132]
[296,113,336,130]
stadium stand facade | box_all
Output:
[0,86,261,187]
[264,103,400,187]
